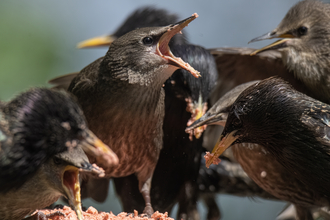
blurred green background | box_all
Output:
[1,0,301,219]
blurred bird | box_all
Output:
[77,6,187,49]
[0,88,108,220]
[50,7,216,219]
[61,15,200,216]
[250,0,330,104]
[198,77,330,220]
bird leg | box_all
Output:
[202,195,221,220]
[139,177,154,216]
[177,182,200,220]
[295,205,313,220]
[25,211,65,220]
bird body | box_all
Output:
[67,15,199,215]
[0,147,86,220]
[0,88,109,220]
[69,57,167,178]
[202,77,330,219]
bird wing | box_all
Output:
[203,47,311,151]
[301,100,330,148]
[209,47,311,103]
[48,72,79,90]
[297,99,330,198]
[48,57,104,93]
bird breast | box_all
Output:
[282,48,330,101]
[231,143,329,207]
[85,86,165,177]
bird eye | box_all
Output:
[53,157,62,165]
[297,26,308,36]
[142,37,153,45]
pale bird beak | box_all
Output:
[249,31,295,56]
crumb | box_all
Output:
[204,152,221,168]
[37,206,174,220]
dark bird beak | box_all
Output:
[249,31,295,55]
[205,131,239,168]
[186,112,227,132]
[80,129,119,167]
[77,35,117,48]
[156,13,201,78]
[61,165,84,220]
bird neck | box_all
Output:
[282,48,330,102]
[100,55,179,88]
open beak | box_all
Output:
[205,130,238,168]
[62,165,84,220]
[249,31,295,56]
[77,35,117,49]
[80,130,118,167]
[249,32,295,55]
[156,13,201,78]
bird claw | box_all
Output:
[143,204,154,218]
[26,211,66,220]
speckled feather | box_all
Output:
[106,10,217,218]
[67,21,194,215]
[222,77,330,207]
[251,0,330,103]
[0,88,87,192]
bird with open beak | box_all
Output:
[199,77,330,220]
[52,8,216,219]
[0,88,109,220]
[250,0,330,104]
[65,14,200,216]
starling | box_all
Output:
[49,7,217,219]
[201,77,330,220]
[0,88,108,220]
[188,80,261,130]
[65,14,200,216]
[249,0,330,103]
[187,81,281,219]
[203,47,315,155]
[61,8,218,219]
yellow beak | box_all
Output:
[77,35,117,48]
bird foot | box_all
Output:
[26,211,66,220]
[143,204,154,217]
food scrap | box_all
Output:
[37,206,174,220]
[185,97,208,140]
[204,152,221,168]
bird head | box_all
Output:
[164,44,218,140]
[204,77,306,168]
[250,1,330,57]
[0,88,116,191]
[185,81,260,134]
[102,14,200,86]
[77,6,187,48]
[42,146,102,220]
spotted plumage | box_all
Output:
[0,88,107,220]
[67,15,198,215]
[250,0,330,103]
